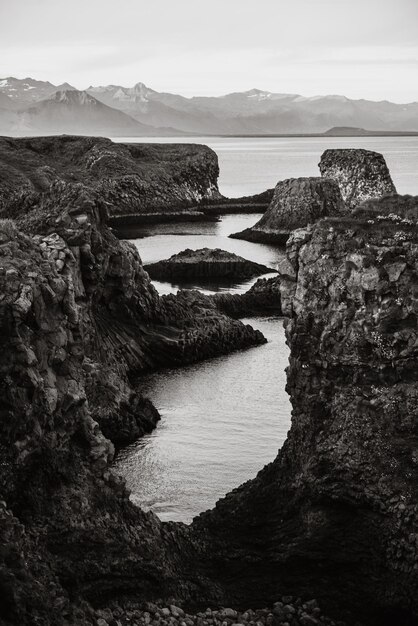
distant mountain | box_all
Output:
[0,91,17,110]
[1,77,418,136]
[87,83,418,134]
[0,89,177,137]
[0,77,77,108]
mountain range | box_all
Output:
[1,76,418,136]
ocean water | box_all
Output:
[113,135,418,197]
[130,214,282,295]
[113,316,290,523]
[113,136,418,524]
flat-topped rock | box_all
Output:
[144,248,274,281]
[229,177,345,244]
[319,148,396,208]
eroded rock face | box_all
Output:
[144,248,274,282]
[319,148,396,208]
[0,172,268,623]
[211,275,282,317]
[229,177,345,244]
[0,135,222,220]
[196,197,418,624]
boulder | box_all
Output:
[229,177,345,244]
[319,148,396,208]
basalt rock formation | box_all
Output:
[0,160,269,625]
[195,195,418,625]
[1,136,418,626]
[211,275,282,317]
[144,248,274,282]
[201,188,274,215]
[0,174,266,442]
[230,177,345,244]
[319,148,396,208]
[0,135,222,222]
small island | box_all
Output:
[144,247,275,282]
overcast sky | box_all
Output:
[1,0,418,102]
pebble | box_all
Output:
[93,599,343,626]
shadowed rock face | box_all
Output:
[319,148,396,208]
[0,169,268,624]
[144,248,274,282]
[230,177,345,244]
[196,197,418,624]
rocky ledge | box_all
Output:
[0,135,222,221]
[319,148,396,208]
[211,275,282,317]
[144,248,274,282]
[230,177,345,244]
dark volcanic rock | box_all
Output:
[144,248,274,282]
[230,177,345,244]
[0,164,266,451]
[196,199,418,624]
[0,166,266,624]
[2,136,418,626]
[319,148,396,208]
[201,188,275,215]
[0,135,222,220]
[211,275,282,317]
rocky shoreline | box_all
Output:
[1,136,418,625]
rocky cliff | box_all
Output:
[319,148,396,208]
[196,194,418,625]
[230,177,345,244]
[0,135,222,220]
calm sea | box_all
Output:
[113,135,418,197]
[112,136,418,524]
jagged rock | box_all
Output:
[144,248,274,282]
[319,148,396,208]
[0,135,222,221]
[211,276,282,317]
[196,197,418,624]
[229,177,345,244]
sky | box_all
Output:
[1,0,418,102]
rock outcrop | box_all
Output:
[0,172,266,445]
[201,188,274,215]
[230,177,345,244]
[144,248,274,282]
[196,195,418,624]
[0,135,222,221]
[211,275,282,317]
[319,148,396,208]
[0,166,267,624]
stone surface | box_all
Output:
[319,148,396,208]
[0,135,222,220]
[144,248,274,282]
[1,137,418,626]
[230,177,345,244]
[196,196,418,624]
[211,275,282,317]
